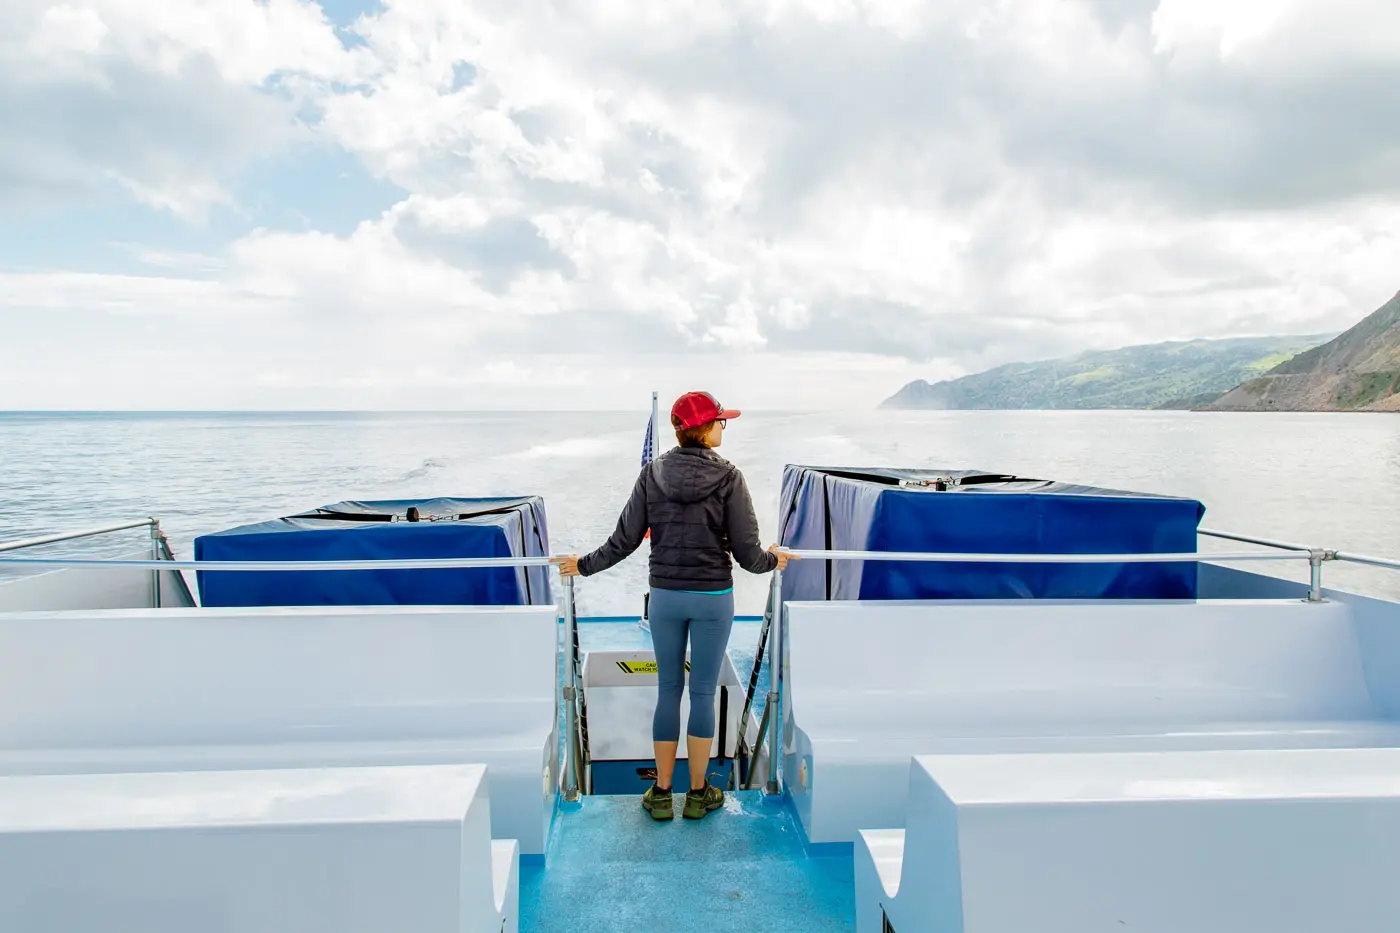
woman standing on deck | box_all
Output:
[554,391,793,821]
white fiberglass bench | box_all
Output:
[785,598,1400,844]
[0,763,517,933]
[856,749,1400,933]
[0,605,559,857]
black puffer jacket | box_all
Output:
[577,446,778,591]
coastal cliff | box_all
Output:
[1204,292,1400,412]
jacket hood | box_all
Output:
[651,447,735,504]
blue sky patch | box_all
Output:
[0,141,404,276]
[314,0,384,30]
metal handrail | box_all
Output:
[561,575,585,802]
[0,539,585,796]
[0,556,559,571]
[743,539,1400,796]
[9,522,1400,804]
[1195,528,1400,595]
[0,519,158,553]
[783,545,1332,602]
[764,567,784,796]
[1197,528,1313,552]
[1336,551,1400,572]
[782,548,1311,564]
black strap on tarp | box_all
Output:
[287,510,396,522]
[808,467,1030,487]
[290,502,532,523]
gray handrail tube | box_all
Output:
[562,575,583,802]
[781,549,1309,564]
[764,568,784,796]
[1335,552,1400,572]
[0,519,158,553]
[1197,528,1314,552]
[745,699,773,792]
[731,582,774,791]
[0,556,559,571]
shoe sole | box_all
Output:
[682,796,724,820]
[642,798,674,821]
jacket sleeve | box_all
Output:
[578,469,650,576]
[726,469,779,575]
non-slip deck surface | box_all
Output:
[520,791,854,933]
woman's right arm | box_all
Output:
[575,469,650,576]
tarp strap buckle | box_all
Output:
[900,476,957,490]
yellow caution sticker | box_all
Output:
[616,660,690,674]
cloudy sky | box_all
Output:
[3,0,1399,410]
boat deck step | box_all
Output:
[521,791,854,933]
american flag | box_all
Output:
[641,408,655,538]
[640,409,655,468]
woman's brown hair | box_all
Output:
[673,415,715,448]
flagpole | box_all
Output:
[641,390,660,632]
[650,391,660,461]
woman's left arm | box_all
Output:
[572,469,650,577]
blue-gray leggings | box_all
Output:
[649,587,735,742]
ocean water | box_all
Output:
[1,409,1398,613]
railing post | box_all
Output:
[1308,549,1332,603]
[732,578,777,791]
[562,574,583,802]
[764,567,784,797]
[149,519,163,609]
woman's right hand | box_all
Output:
[767,544,798,570]
[552,554,582,578]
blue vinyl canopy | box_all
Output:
[194,497,552,607]
[777,466,1205,601]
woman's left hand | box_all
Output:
[767,544,799,570]
[552,554,582,577]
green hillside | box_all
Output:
[882,335,1331,411]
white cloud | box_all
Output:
[0,0,356,216]
[0,270,276,315]
[3,0,1400,408]
[1153,0,1400,68]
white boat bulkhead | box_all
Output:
[2,468,1400,933]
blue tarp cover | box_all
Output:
[194,497,551,607]
[778,466,1205,600]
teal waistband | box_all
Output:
[675,587,733,595]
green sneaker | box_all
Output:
[642,783,674,821]
[682,781,724,820]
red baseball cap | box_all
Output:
[671,391,741,430]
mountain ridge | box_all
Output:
[882,334,1330,411]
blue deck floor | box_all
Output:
[520,792,855,933]
[524,618,842,931]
